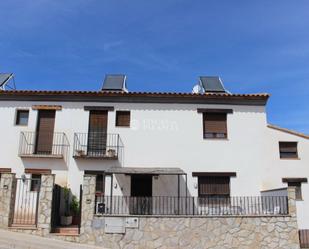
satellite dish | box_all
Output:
[192,84,203,94]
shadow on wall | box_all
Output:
[75,159,122,172]
[113,174,192,197]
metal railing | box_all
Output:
[11,178,41,226]
[19,131,69,158]
[95,196,289,216]
[73,132,123,159]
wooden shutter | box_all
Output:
[88,110,108,156]
[203,113,227,138]
[35,110,56,154]
[279,142,298,158]
[116,111,130,127]
[199,176,230,196]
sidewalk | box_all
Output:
[0,229,104,249]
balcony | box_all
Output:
[19,131,69,159]
[73,132,123,160]
[95,196,289,216]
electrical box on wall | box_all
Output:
[104,217,125,234]
[125,217,139,228]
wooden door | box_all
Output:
[35,110,55,154]
[87,110,108,156]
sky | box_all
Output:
[0,0,308,134]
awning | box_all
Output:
[105,167,186,175]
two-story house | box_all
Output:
[0,74,308,234]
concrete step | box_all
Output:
[52,225,79,235]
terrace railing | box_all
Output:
[95,196,289,216]
[73,132,123,160]
[19,131,69,158]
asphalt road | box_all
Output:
[0,229,104,249]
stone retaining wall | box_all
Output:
[80,216,299,249]
[79,175,300,249]
[0,173,16,228]
[1,174,302,249]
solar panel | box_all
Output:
[0,73,12,87]
[199,76,226,93]
[101,74,127,92]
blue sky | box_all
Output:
[0,0,308,134]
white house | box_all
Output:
[0,75,308,231]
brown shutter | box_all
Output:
[199,176,230,196]
[279,142,297,152]
[35,110,56,154]
[88,110,108,156]
[89,110,108,132]
[116,111,130,127]
[203,113,227,137]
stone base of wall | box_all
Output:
[77,216,300,249]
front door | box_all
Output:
[87,110,108,157]
[130,175,152,214]
[35,110,56,154]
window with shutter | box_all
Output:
[279,142,298,159]
[30,174,41,192]
[198,176,230,197]
[15,109,29,126]
[116,111,131,127]
[96,174,105,195]
[203,113,227,139]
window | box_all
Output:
[198,176,230,198]
[116,111,130,127]
[30,174,41,191]
[15,110,29,126]
[96,174,105,194]
[203,113,227,139]
[287,182,302,200]
[279,142,298,159]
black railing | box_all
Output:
[95,196,289,216]
[19,131,69,158]
[73,132,123,159]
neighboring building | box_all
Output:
[0,74,308,232]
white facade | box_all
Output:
[0,95,308,228]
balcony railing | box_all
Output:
[95,196,289,216]
[73,132,123,159]
[19,131,69,158]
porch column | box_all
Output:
[37,174,55,236]
[287,186,301,247]
[80,174,96,237]
[287,186,298,219]
[0,173,16,228]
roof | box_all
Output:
[267,124,309,139]
[0,90,269,106]
[105,167,186,175]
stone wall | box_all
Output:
[36,174,55,236]
[78,175,300,249]
[0,173,16,228]
[81,216,299,249]
[1,174,301,248]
